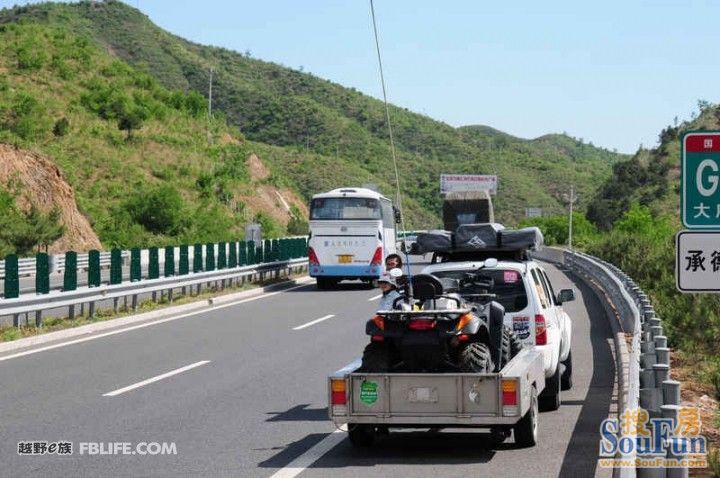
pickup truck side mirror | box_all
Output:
[557,289,575,305]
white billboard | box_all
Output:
[440,174,498,195]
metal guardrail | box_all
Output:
[0,258,308,327]
[538,249,686,478]
[0,252,121,278]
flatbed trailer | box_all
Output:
[328,348,546,447]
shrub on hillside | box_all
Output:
[124,185,187,235]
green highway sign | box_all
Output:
[682,131,720,228]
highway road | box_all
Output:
[0,258,617,477]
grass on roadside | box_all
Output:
[0,273,306,342]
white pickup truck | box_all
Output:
[421,257,574,411]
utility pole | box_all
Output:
[207,67,214,145]
[567,185,578,251]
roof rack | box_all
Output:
[412,223,543,261]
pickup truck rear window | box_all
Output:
[431,269,528,312]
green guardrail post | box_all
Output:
[205,243,215,271]
[110,248,122,285]
[164,246,175,277]
[271,239,279,262]
[228,241,237,268]
[148,247,159,280]
[88,250,101,288]
[130,248,141,281]
[193,243,203,273]
[4,254,19,299]
[247,240,255,265]
[239,241,247,266]
[63,251,77,291]
[35,252,50,294]
[217,241,227,269]
[179,245,189,275]
[262,239,270,263]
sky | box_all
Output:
[3,0,720,154]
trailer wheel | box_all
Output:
[459,342,494,373]
[514,386,538,447]
[348,424,375,447]
[539,365,561,411]
[561,349,573,390]
[361,342,392,372]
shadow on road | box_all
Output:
[266,404,329,422]
[257,430,498,469]
[557,269,615,478]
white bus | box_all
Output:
[308,187,399,289]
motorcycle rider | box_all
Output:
[377,272,402,311]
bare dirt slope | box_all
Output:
[0,144,101,253]
[241,153,308,225]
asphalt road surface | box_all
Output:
[0,258,617,477]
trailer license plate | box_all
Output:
[337,255,353,264]
[407,387,438,403]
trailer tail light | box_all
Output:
[308,247,320,266]
[535,314,547,345]
[331,379,346,405]
[408,319,436,331]
[370,246,383,266]
[502,379,519,416]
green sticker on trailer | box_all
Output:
[359,380,378,405]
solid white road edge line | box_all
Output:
[269,428,346,478]
[0,282,312,363]
[103,361,211,397]
[367,294,382,301]
[292,314,335,331]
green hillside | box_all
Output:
[0,0,627,226]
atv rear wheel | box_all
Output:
[501,327,523,368]
[459,342,494,373]
[361,342,392,372]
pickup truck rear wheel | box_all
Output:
[361,342,391,372]
[561,349,573,390]
[539,365,561,411]
[459,342,494,373]
[513,386,538,447]
[348,424,375,447]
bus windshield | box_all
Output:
[310,197,381,220]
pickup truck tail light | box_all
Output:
[331,379,346,405]
[535,314,547,345]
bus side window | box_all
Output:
[381,200,394,229]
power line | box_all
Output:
[369,0,406,234]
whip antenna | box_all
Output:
[369,0,413,290]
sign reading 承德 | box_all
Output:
[682,132,720,228]
[440,174,498,195]
[675,231,720,292]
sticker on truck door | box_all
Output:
[359,380,378,405]
[513,316,531,339]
